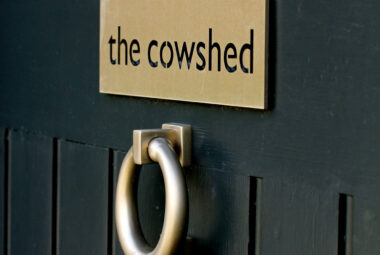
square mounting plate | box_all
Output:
[133,123,191,167]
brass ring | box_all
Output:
[115,137,188,255]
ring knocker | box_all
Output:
[115,123,191,255]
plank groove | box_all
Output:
[0,128,6,255]
[249,177,262,255]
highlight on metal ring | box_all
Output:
[115,137,188,255]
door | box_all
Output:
[0,0,379,254]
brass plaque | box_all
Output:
[100,0,268,109]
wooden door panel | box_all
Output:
[185,168,250,254]
[9,130,53,255]
[353,196,380,254]
[57,140,109,255]
[261,177,339,255]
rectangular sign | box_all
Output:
[100,0,268,109]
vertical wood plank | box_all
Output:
[0,128,5,254]
[260,177,339,255]
[9,130,53,255]
[352,196,380,254]
[186,168,250,254]
[57,140,108,255]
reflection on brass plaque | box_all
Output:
[100,0,268,109]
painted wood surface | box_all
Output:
[186,167,250,254]
[353,195,380,253]
[57,140,109,255]
[8,130,53,255]
[261,177,339,255]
